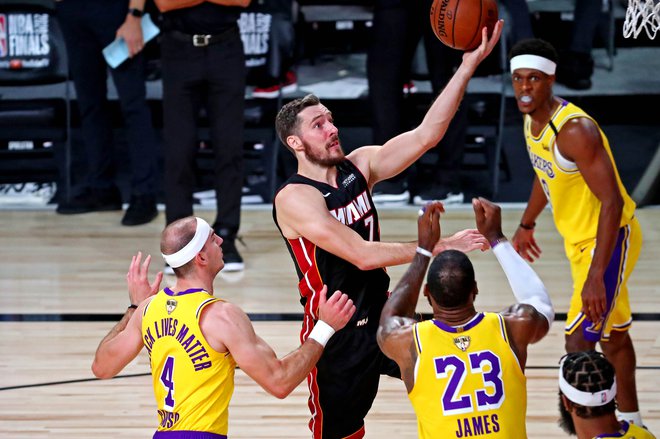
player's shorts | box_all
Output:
[305,320,400,439]
[565,216,642,342]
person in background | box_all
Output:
[367,0,467,206]
[558,350,656,438]
[154,0,249,272]
[55,0,159,226]
[556,0,604,90]
[378,198,554,438]
[509,38,645,426]
[91,216,355,438]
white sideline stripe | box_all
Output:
[1,202,660,212]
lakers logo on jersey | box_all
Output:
[453,335,471,352]
[166,299,177,315]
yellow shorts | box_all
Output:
[564,216,642,342]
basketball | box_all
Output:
[430,0,499,51]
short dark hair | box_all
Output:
[426,250,476,307]
[508,38,559,64]
[161,217,198,276]
[275,94,321,150]
[560,350,616,418]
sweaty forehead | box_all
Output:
[299,104,331,123]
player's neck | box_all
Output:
[433,306,477,327]
[574,414,622,439]
[297,161,338,187]
[530,95,561,136]
[172,272,216,296]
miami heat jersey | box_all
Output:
[142,287,236,436]
[523,100,636,246]
[273,159,390,336]
[409,313,527,438]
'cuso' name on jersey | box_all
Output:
[528,150,555,178]
[329,190,372,226]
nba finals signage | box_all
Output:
[0,12,51,69]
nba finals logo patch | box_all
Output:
[166,299,177,315]
[453,335,471,352]
[0,15,7,58]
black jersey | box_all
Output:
[273,159,391,330]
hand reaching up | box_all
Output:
[417,201,444,254]
[127,252,163,306]
[472,197,505,245]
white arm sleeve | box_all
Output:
[492,240,555,325]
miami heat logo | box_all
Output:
[166,298,177,315]
[453,335,471,352]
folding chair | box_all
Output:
[0,0,72,202]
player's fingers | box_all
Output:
[151,271,164,293]
[334,291,349,308]
[318,285,329,305]
[341,298,355,316]
[141,254,151,273]
[128,254,136,276]
[471,198,483,217]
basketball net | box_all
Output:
[623,0,660,39]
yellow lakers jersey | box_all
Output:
[142,288,236,435]
[409,313,527,438]
[593,421,657,438]
[524,100,636,246]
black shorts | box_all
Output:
[307,324,400,439]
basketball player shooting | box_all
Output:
[272,19,503,439]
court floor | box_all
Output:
[1,205,659,437]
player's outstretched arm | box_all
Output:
[360,20,504,186]
[473,197,553,367]
[207,286,355,399]
[276,184,419,270]
[378,202,443,391]
[92,253,161,379]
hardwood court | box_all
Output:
[1,206,659,438]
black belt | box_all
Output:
[167,27,237,47]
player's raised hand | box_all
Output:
[127,252,163,306]
[472,197,504,245]
[317,285,355,332]
[464,19,503,65]
[417,201,443,254]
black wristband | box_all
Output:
[128,8,144,17]
[128,304,138,310]
[519,221,535,230]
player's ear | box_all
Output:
[287,135,302,151]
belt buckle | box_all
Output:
[192,34,210,47]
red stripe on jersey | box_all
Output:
[306,365,324,438]
[342,425,366,438]
[288,236,324,320]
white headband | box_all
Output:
[558,358,617,407]
[162,217,212,268]
[510,54,557,75]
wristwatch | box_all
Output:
[128,7,144,17]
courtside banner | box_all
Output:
[0,12,51,69]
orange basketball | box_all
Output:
[430,0,498,51]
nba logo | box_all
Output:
[0,15,7,58]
